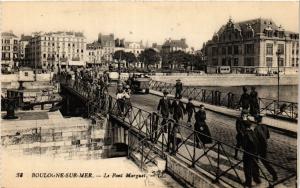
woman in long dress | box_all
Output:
[194,105,212,147]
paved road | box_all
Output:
[109,87,296,173]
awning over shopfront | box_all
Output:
[68,60,86,66]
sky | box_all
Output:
[1,1,299,49]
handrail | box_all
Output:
[59,74,296,187]
[149,80,298,121]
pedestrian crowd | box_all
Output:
[156,80,277,187]
[156,82,213,155]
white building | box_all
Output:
[124,41,144,57]
[28,31,86,71]
[1,31,19,70]
[86,42,103,67]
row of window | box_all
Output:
[266,44,285,55]
[1,52,18,60]
[211,44,253,56]
[1,39,18,44]
[41,48,84,53]
[1,46,18,51]
[41,53,84,60]
[211,56,295,67]
[291,58,299,67]
[265,31,285,38]
[41,42,84,48]
[41,37,84,42]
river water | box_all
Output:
[198,85,298,103]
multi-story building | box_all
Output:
[161,38,188,53]
[28,31,86,71]
[98,33,114,62]
[124,41,144,57]
[203,18,299,74]
[19,34,32,67]
[1,31,19,70]
[114,38,125,52]
[86,42,103,67]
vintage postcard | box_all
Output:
[1,1,298,188]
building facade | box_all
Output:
[203,18,299,74]
[114,38,125,52]
[28,31,86,71]
[98,33,115,62]
[86,42,103,67]
[124,41,144,57]
[161,38,188,53]
[1,31,19,70]
[19,34,32,67]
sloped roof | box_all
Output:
[1,32,18,38]
[217,18,280,36]
[86,41,102,50]
[20,35,32,41]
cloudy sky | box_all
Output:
[1,1,299,49]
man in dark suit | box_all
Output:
[254,115,277,182]
[175,79,183,99]
[234,110,249,159]
[157,90,172,133]
[242,120,261,187]
[186,97,195,124]
[239,87,251,115]
[171,95,186,123]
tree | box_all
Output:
[124,52,137,64]
[138,48,160,69]
[162,50,190,69]
[112,50,127,61]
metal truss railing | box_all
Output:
[59,74,296,187]
[149,80,298,121]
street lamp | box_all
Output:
[276,49,282,104]
[56,46,61,74]
[118,51,121,83]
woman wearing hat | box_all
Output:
[194,104,212,147]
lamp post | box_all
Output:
[57,46,61,74]
[276,50,282,104]
[118,51,121,83]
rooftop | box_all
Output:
[1,32,18,38]
[20,35,32,41]
[162,38,188,49]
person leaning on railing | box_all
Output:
[123,85,132,117]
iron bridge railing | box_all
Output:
[59,74,296,188]
[149,80,298,122]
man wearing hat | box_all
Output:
[175,79,183,99]
[254,115,277,182]
[239,87,251,115]
[186,97,195,124]
[234,109,250,159]
[171,95,186,123]
[241,117,261,187]
[157,90,172,132]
